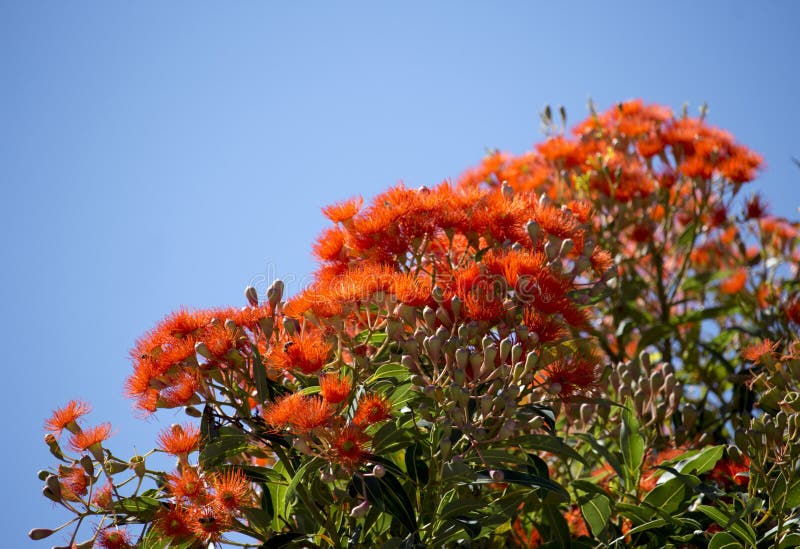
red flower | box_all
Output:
[45,400,91,436]
[68,423,112,453]
[320,373,351,404]
[352,394,392,426]
[157,423,201,456]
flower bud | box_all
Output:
[79,455,94,478]
[372,464,386,478]
[580,403,593,426]
[436,306,452,327]
[320,468,335,483]
[559,238,574,257]
[245,285,259,306]
[293,438,312,455]
[350,499,371,518]
[499,338,512,363]
[453,368,466,386]
[194,341,213,360]
[398,303,417,326]
[267,280,284,306]
[501,181,514,201]
[423,306,436,330]
[432,286,444,303]
[282,316,299,336]
[455,348,469,370]
[526,221,541,244]
[544,239,558,261]
[44,434,64,461]
[450,296,462,320]
[28,528,55,541]
[483,344,497,373]
[489,469,505,482]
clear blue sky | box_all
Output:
[3,1,798,544]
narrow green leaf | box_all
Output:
[251,345,271,402]
[404,442,429,485]
[641,478,687,517]
[708,532,743,549]
[581,494,611,537]
[676,445,724,476]
[363,471,417,534]
[620,400,644,491]
[367,363,411,384]
[542,504,571,549]
[696,505,756,546]
[473,469,568,501]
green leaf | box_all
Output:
[438,497,487,520]
[542,504,571,549]
[581,494,611,537]
[780,474,800,509]
[367,363,411,384]
[258,533,307,548]
[251,344,271,402]
[696,505,756,546]
[675,444,724,476]
[641,478,686,517]
[620,400,644,491]
[363,470,418,534]
[404,442,429,485]
[199,427,252,468]
[572,479,611,497]
[283,457,325,513]
[472,469,568,501]
[575,433,625,481]
[113,496,161,520]
[515,434,588,465]
[708,532,743,549]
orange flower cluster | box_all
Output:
[125,305,273,413]
[154,467,253,543]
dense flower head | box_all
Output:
[352,394,392,426]
[153,505,194,541]
[319,373,351,404]
[157,423,201,456]
[45,400,91,436]
[68,423,112,453]
[211,469,251,511]
[538,356,600,399]
[269,328,332,375]
[331,426,369,468]
[96,527,133,549]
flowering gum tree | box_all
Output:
[33,100,800,548]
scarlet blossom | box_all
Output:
[92,482,114,510]
[212,469,251,511]
[708,455,750,488]
[720,268,747,294]
[167,467,208,503]
[538,357,599,399]
[188,502,232,542]
[153,505,194,541]
[331,426,369,468]
[322,196,363,223]
[157,423,201,456]
[96,527,133,549]
[262,393,306,429]
[352,394,393,426]
[741,339,779,364]
[320,373,351,404]
[392,272,433,307]
[293,397,334,432]
[58,464,89,501]
[45,400,91,436]
[68,423,112,453]
[270,329,332,375]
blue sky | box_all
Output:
[3,1,798,544]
